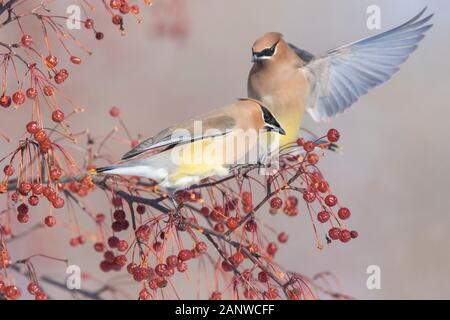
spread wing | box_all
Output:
[301,7,433,122]
[121,113,236,160]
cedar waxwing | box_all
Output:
[91,99,285,191]
[248,7,433,146]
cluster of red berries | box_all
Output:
[109,0,141,28]
[26,282,47,300]
[26,121,54,153]
[127,242,208,295]
[67,177,96,197]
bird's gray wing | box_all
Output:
[121,114,236,160]
[302,7,433,122]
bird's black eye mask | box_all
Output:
[260,105,283,133]
[253,41,279,58]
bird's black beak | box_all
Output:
[252,52,259,63]
[265,125,286,135]
[277,127,286,135]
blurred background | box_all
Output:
[1,0,450,299]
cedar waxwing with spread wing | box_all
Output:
[91,99,285,191]
[248,7,433,146]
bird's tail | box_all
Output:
[88,164,168,182]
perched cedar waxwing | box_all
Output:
[248,7,433,146]
[91,99,285,191]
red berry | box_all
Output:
[50,166,62,180]
[277,232,288,243]
[112,15,123,25]
[21,34,33,47]
[117,240,128,252]
[214,223,225,233]
[5,285,21,300]
[43,86,53,96]
[95,32,104,40]
[33,130,47,144]
[325,194,338,207]
[27,282,39,295]
[327,128,340,143]
[317,211,331,223]
[199,206,210,217]
[307,153,319,164]
[195,241,207,254]
[350,230,359,239]
[84,19,94,29]
[3,165,14,176]
[303,191,316,203]
[12,91,25,105]
[317,180,329,193]
[136,204,146,214]
[338,207,351,220]
[340,229,351,243]
[328,227,341,240]
[258,271,269,283]
[267,242,278,255]
[19,181,32,195]
[210,292,222,300]
[17,203,29,214]
[26,87,37,99]
[178,249,193,261]
[45,55,58,68]
[126,263,137,274]
[155,263,168,277]
[110,0,121,9]
[26,121,40,135]
[139,288,150,300]
[0,94,11,108]
[52,197,65,209]
[17,213,29,223]
[130,5,140,14]
[28,195,39,206]
[166,255,178,268]
[270,197,283,209]
[226,217,239,230]
[114,254,127,267]
[221,260,233,272]
[244,220,257,232]
[210,206,225,221]
[229,251,244,266]
[120,3,130,14]
[100,260,112,272]
[177,262,188,272]
[303,141,315,152]
[109,106,120,117]
[35,291,47,300]
[44,215,56,227]
[51,109,64,122]
[70,56,82,64]
[94,242,105,252]
[112,196,123,206]
[113,209,126,221]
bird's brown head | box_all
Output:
[251,32,286,63]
